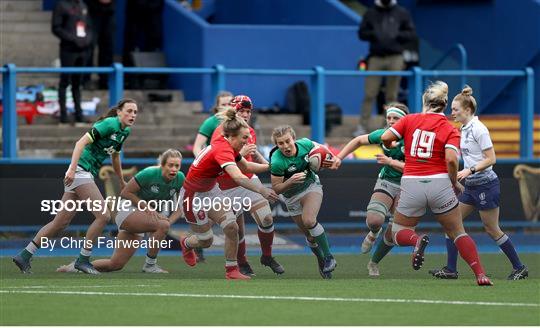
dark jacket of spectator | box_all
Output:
[358,0,415,57]
[52,0,93,52]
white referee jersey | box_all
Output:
[460,116,497,185]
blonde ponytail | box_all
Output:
[422,81,448,113]
[217,107,248,137]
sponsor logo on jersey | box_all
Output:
[104,146,116,155]
[287,164,297,172]
[151,185,159,193]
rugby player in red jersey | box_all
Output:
[179,107,279,280]
[211,95,284,276]
[381,81,492,286]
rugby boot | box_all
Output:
[180,237,198,267]
[429,266,458,279]
[12,254,32,274]
[412,234,429,270]
[260,255,285,275]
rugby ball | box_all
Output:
[308,146,333,172]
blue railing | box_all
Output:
[1,64,536,160]
[430,43,468,87]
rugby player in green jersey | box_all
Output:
[57,149,184,274]
[331,103,409,276]
[13,99,138,274]
[192,91,233,157]
[270,126,337,278]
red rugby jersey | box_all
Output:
[389,112,460,176]
[184,134,241,192]
[212,124,257,190]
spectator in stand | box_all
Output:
[84,0,115,89]
[52,0,93,125]
[355,0,416,136]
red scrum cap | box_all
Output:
[230,95,253,111]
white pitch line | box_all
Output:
[1,290,538,308]
[2,284,159,289]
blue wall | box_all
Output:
[163,0,367,113]
[213,0,358,25]
[402,0,540,114]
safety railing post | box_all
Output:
[109,63,124,107]
[456,43,468,87]
[520,67,535,159]
[410,67,423,113]
[310,66,325,144]
[211,64,226,103]
[2,64,17,159]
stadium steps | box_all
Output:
[451,115,540,158]
[0,0,42,11]
[0,0,58,79]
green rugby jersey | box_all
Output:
[79,116,131,177]
[133,166,185,202]
[198,115,221,145]
[270,138,319,198]
[367,128,405,185]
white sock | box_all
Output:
[80,248,92,257]
[25,241,39,254]
[145,254,157,265]
[225,260,238,267]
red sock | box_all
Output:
[394,229,419,246]
[454,234,485,276]
[237,239,247,265]
[257,229,274,257]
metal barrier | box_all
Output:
[1,64,536,160]
[430,43,468,87]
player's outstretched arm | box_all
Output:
[192,133,208,158]
[64,133,93,187]
[225,164,278,202]
[330,135,370,169]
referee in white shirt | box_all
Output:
[429,86,528,281]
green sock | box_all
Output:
[78,248,92,262]
[308,243,324,260]
[371,238,394,264]
[308,223,332,258]
[20,249,33,261]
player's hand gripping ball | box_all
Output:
[308,145,333,172]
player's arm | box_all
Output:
[167,203,183,224]
[331,135,370,169]
[192,133,208,158]
[111,152,126,190]
[252,150,269,165]
[445,148,459,187]
[375,154,405,172]
[381,129,399,149]
[237,157,270,174]
[224,164,278,202]
[64,133,93,186]
[120,177,144,210]
[270,173,305,195]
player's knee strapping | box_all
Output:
[194,229,213,241]
[251,202,273,227]
[219,212,237,229]
[367,200,389,221]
